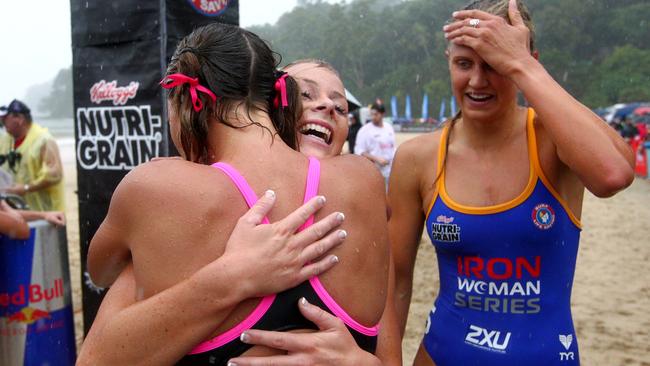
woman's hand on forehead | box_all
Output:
[443,0,534,76]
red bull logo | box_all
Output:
[6,307,51,325]
[187,0,230,16]
[0,278,64,308]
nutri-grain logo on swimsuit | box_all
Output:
[76,80,163,170]
[532,203,555,230]
[187,0,231,16]
[431,215,461,243]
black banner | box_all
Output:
[71,0,238,335]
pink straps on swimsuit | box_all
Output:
[309,277,380,336]
[189,162,276,354]
[188,296,276,354]
[298,157,321,231]
[190,157,377,355]
[300,157,380,336]
[211,162,271,225]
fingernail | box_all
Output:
[336,212,345,222]
[228,362,238,366]
[300,297,309,306]
[240,332,249,343]
[331,255,339,263]
[265,190,275,199]
[317,195,326,205]
[443,25,449,31]
[444,32,450,39]
[452,11,459,17]
[338,230,347,239]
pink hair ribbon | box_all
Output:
[160,73,217,112]
[273,73,289,108]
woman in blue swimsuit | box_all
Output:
[391,0,634,365]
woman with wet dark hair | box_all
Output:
[391,0,633,365]
[79,23,390,365]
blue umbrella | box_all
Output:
[405,95,412,121]
[450,96,457,116]
[421,93,429,121]
[391,96,399,120]
[439,97,446,122]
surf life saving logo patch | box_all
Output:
[187,0,230,17]
[532,203,555,230]
[431,215,461,243]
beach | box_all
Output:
[60,133,650,365]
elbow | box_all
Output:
[5,223,30,240]
[14,227,30,240]
[589,166,635,198]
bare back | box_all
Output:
[91,151,389,347]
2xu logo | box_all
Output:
[465,324,511,352]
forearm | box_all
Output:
[512,58,634,193]
[28,172,62,192]
[79,259,250,365]
[19,210,48,222]
[394,274,414,338]
[376,257,403,365]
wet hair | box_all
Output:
[436,0,535,185]
[165,23,302,163]
[283,58,340,78]
[371,103,386,114]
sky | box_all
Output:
[0,0,339,110]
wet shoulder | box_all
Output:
[113,159,232,211]
[320,154,385,195]
[396,130,441,166]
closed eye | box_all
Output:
[455,59,472,69]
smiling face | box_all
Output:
[447,43,518,123]
[284,63,349,158]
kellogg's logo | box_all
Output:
[187,0,230,17]
[90,80,139,106]
[532,203,555,230]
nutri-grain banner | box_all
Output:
[71,0,238,335]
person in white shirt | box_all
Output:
[355,103,396,185]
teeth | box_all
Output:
[468,93,491,100]
[300,123,332,143]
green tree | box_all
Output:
[39,67,73,118]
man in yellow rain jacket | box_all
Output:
[0,99,64,211]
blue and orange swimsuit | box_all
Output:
[423,108,582,365]
[177,157,378,365]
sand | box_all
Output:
[60,134,650,365]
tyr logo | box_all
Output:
[465,324,511,352]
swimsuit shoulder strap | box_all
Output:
[211,162,270,224]
[298,157,321,231]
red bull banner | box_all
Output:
[70,0,239,335]
[0,221,75,366]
